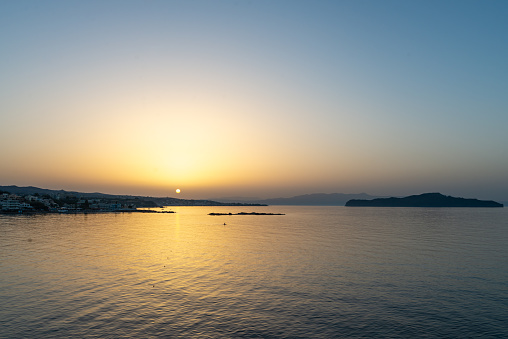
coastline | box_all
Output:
[0,209,175,215]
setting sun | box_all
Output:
[176,189,181,194]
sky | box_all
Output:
[1,0,507,201]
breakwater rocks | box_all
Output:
[135,210,175,213]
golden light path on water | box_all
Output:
[1,206,507,337]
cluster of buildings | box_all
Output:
[0,192,137,213]
[1,194,34,211]
[73,199,135,212]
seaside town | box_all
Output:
[0,190,140,214]
[0,186,266,214]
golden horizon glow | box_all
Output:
[1,1,508,201]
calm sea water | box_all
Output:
[1,206,507,338]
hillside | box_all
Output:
[0,185,265,207]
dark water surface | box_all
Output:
[1,206,507,338]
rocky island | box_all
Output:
[345,193,503,207]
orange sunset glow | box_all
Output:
[1,0,507,202]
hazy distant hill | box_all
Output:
[0,185,120,198]
[346,193,503,207]
[244,193,381,206]
[0,185,265,207]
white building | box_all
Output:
[1,200,20,210]
[20,202,33,209]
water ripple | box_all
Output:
[1,207,507,338]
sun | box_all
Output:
[176,189,181,194]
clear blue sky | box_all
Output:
[1,0,507,200]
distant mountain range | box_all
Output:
[214,193,382,206]
[0,185,126,199]
[2,186,505,207]
[2,186,380,206]
[0,185,265,207]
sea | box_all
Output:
[1,206,507,338]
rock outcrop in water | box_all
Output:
[208,212,285,216]
[345,193,503,207]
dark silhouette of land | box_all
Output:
[215,193,381,206]
[345,193,503,207]
[0,185,266,209]
[2,186,504,208]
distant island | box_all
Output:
[345,193,503,207]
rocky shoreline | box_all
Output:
[0,209,175,215]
